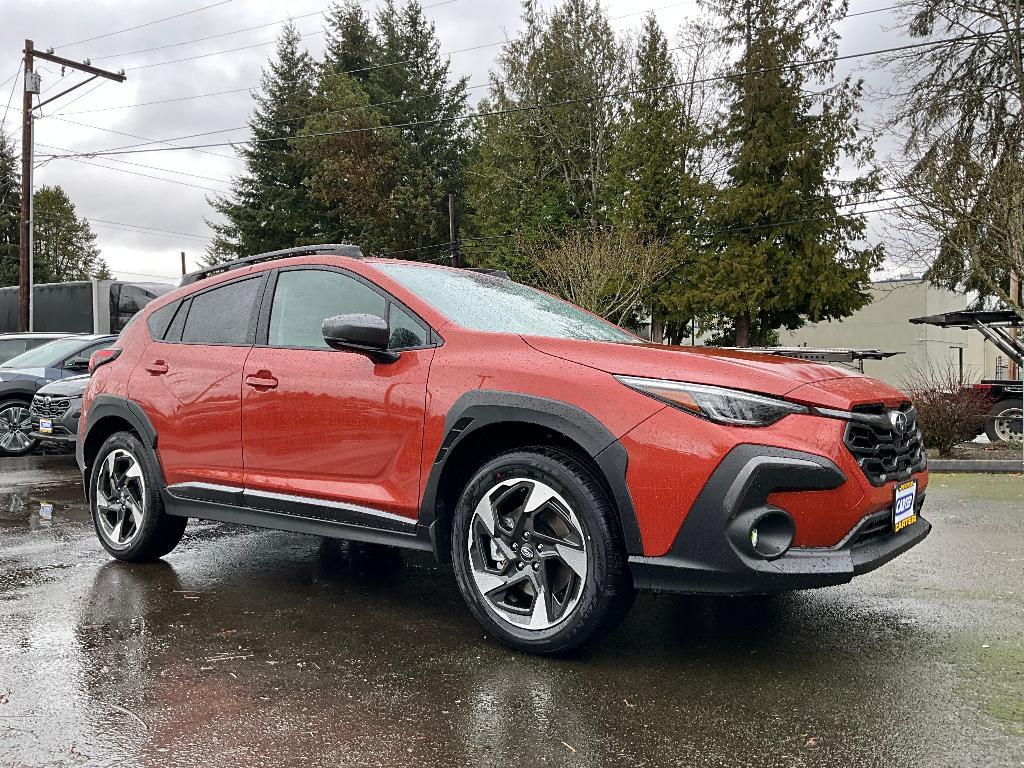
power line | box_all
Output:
[35,141,232,184]
[92,8,331,61]
[0,62,21,133]
[0,199,211,240]
[56,0,236,49]
[38,31,1002,161]
[55,0,896,119]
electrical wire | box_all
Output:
[0,62,22,133]
[56,0,237,49]
[38,30,1003,161]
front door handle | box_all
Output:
[145,360,168,375]
[244,372,278,390]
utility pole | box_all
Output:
[18,41,35,333]
[448,191,460,268]
[181,251,187,276]
[17,40,125,331]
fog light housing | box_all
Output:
[729,507,795,560]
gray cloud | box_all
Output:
[5,0,906,282]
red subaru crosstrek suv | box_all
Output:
[79,245,930,654]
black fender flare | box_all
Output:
[78,394,164,494]
[0,381,38,402]
[419,390,643,557]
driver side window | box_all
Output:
[269,270,387,350]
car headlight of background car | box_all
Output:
[616,376,810,427]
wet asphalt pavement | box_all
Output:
[0,456,1021,767]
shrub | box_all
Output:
[900,363,987,457]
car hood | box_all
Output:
[521,336,909,408]
[0,367,48,383]
[37,375,89,398]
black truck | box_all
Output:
[0,279,174,335]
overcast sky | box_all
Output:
[3,0,907,284]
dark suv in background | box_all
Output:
[0,335,116,456]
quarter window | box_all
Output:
[269,270,387,349]
[388,305,427,349]
[181,277,261,346]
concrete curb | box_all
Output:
[929,459,1023,473]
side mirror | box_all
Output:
[322,314,399,364]
[66,356,90,371]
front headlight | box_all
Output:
[616,376,809,427]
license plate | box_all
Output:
[893,480,918,532]
[39,419,52,434]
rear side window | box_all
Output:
[269,269,387,349]
[181,277,261,346]
[0,339,28,363]
[146,301,179,340]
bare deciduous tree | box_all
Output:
[524,228,676,327]
[884,0,1024,317]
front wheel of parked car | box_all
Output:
[90,431,186,561]
[0,399,38,457]
[452,447,635,655]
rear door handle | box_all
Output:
[244,373,278,390]
[145,361,168,375]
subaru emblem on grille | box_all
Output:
[890,411,908,433]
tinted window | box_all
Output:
[269,270,386,349]
[64,341,112,367]
[0,339,29,364]
[181,278,261,345]
[1,337,88,368]
[164,299,189,342]
[375,264,639,343]
[388,305,427,349]
[146,301,179,340]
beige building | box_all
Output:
[780,277,1005,387]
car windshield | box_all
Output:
[0,337,85,369]
[375,263,641,343]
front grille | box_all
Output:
[843,403,927,485]
[30,397,71,419]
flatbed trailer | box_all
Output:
[910,310,1023,444]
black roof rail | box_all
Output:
[180,243,363,285]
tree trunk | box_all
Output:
[650,310,664,344]
[734,312,751,347]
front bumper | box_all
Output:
[628,444,930,595]
[29,401,81,445]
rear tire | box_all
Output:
[451,447,634,655]
[90,431,186,561]
[0,399,38,457]
[984,398,1023,444]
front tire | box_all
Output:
[90,431,186,561]
[451,447,634,655]
[0,399,38,457]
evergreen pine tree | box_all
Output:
[32,185,100,282]
[323,0,379,82]
[466,0,626,275]
[368,0,469,254]
[608,14,687,241]
[0,132,19,287]
[685,0,882,346]
[93,258,113,280]
[206,22,318,265]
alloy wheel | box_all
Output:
[0,404,33,454]
[993,407,1023,444]
[467,478,588,631]
[95,448,147,550]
